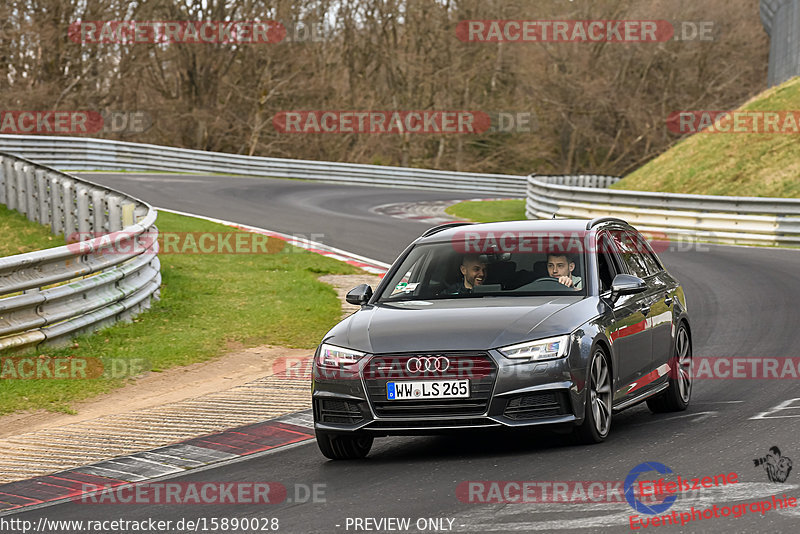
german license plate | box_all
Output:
[387,380,470,400]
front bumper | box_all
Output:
[312,349,584,435]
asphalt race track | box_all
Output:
[10,172,800,533]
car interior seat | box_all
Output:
[485,260,516,288]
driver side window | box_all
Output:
[597,236,620,292]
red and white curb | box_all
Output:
[0,411,315,514]
[157,208,390,275]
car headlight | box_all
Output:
[498,335,571,362]
[316,343,366,368]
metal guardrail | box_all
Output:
[0,135,526,196]
[2,135,798,249]
[0,152,161,354]
[527,174,800,245]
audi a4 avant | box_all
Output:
[312,218,692,459]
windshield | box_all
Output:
[377,238,588,302]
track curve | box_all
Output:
[11,172,800,533]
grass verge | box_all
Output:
[0,205,61,256]
[445,199,526,222]
[0,209,358,415]
[613,76,800,197]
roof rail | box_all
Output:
[420,221,473,238]
[586,217,627,230]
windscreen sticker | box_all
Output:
[391,282,418,295]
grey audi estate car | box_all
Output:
[312,218,692,459]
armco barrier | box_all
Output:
[0,135,526,196]
[0,152,160,354]
[1,135,798,247]
[527,174,800,246]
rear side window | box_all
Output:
[625,230,663,276]
[610,230,651,278]
[632,231,664,273]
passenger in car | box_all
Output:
[441,254,489,295]
[546,253,582,289]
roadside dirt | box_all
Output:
[0,274,382,440]
[0,345,310,440]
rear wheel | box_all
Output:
[315,430,373,460]
[574,348,612,444]
[647,323,692,413]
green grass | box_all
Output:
[445,199,526,222]
[0,210,358,415]
[0,205,62,256]
[613,76,800,197]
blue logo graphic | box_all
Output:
[387,382,396,400]
[624,461,677,515]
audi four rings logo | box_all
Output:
[406,356,450,373]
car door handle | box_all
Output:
[639,305,651,316]
[664,296,673,306]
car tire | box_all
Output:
[315,430,374,460]
[647,323,692,413]
[574,348,613,444]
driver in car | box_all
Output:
[547,253,582,290]
[441,254,488,295]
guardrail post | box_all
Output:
[130,203,144,226]
[0,156,5,206]
[107,195,122,232]
[3,158,15,209]
[35,169,50,226]
[50,173,63,236]
[76,184,91,236]
[9,161,24,211]
[61,179,76,240]
[91,188,106,234]
[16,163,28,217]
[25,165,38,222]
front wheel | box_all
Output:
[316,430,373,460]
[647,323,692,413]
[574,348,613,444]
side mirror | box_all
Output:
[345,284,373,305]
[609,274,646,302]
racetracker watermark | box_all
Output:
[74,482,325,504]
[273,111,537,134]
[667,111,800,134]
[457,20,677,42]
[274,111,491,134]
[683,357,800,379]
[278,18,334,43]
[0,111,151,135]
[65,231,327,255]
[458,481,627,503]
[0,357,149,380]
[449,229,710,255]
[69,20,286,44]
[456,476,734,504]
[275,354,494,381]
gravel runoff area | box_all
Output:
[0,274,382,484]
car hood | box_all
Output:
[324,296,591,353]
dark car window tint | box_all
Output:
[597,236,619,292]
[377,239,589,301]
[634,231,665,273]
[610,230,650,279]
[625,230,662,276]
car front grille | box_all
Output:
[317,399,365,425]
[364,352,497,418]
[502,391,570,420]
